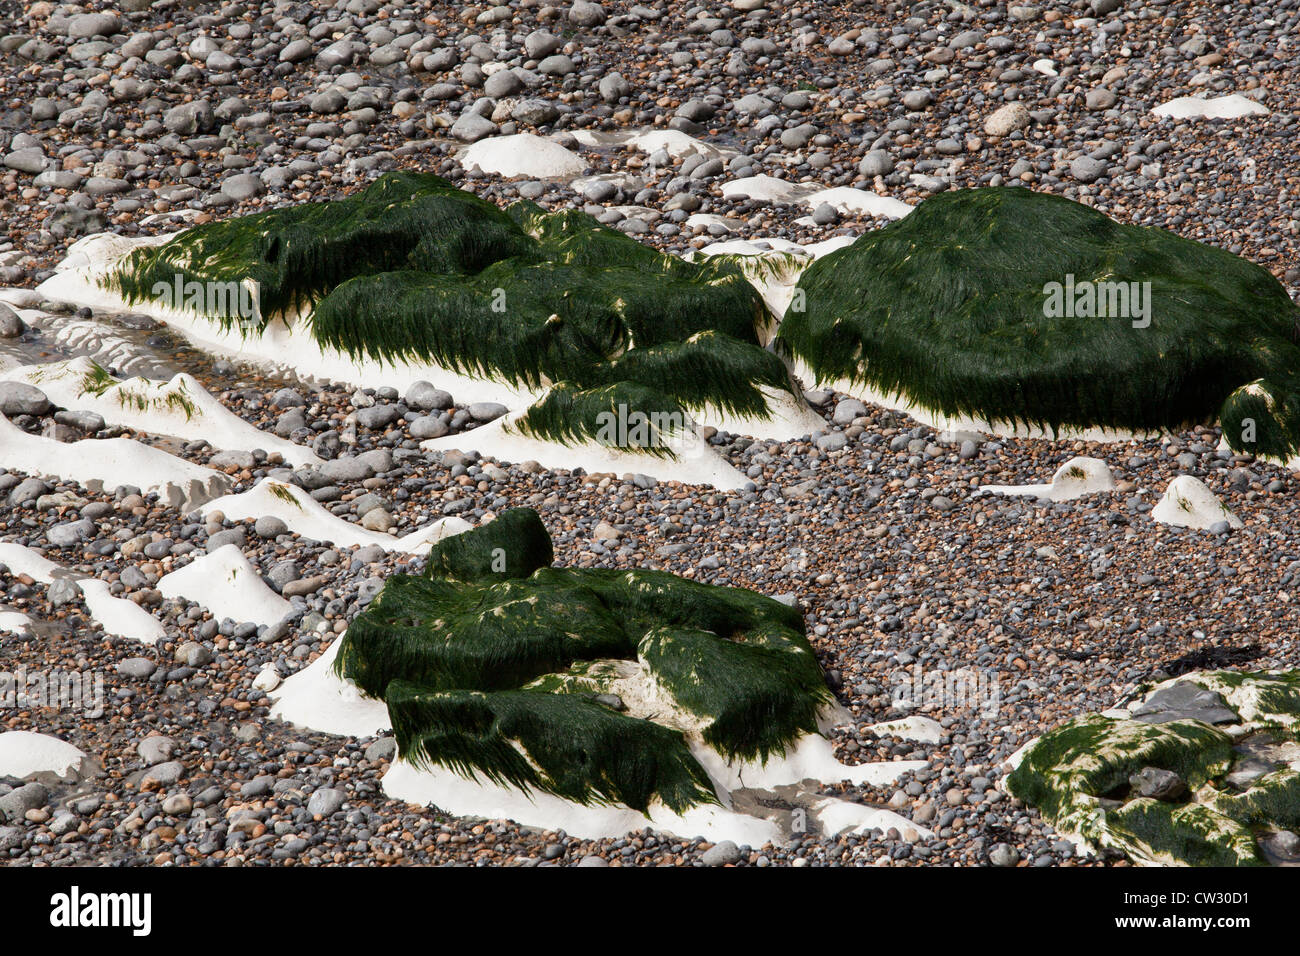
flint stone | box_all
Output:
[1130,683,1238,726]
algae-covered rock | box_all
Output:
[101,172,797,458]
[778,187,1300,459]
[333,508,834,814]
[1005,670,1300,866]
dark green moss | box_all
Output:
[103,174,795,452]
[333,509,833,812]
[386,684,718,814]
[778,187,1300,458]
[1211,770,1300,830]
[589,330,797,419]
[336,569,633,698]
[511,382,692,459]
[638,623,831,762]
[1006,715,1234,826]
[421,506,552,583]
[1008,671,1300,866]
[103,171,532,327]
[1109,800,1264,867]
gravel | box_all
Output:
[0,0,1296,870]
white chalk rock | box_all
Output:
[0,542,59,582]
[53,231,171,274]
[381,731,926,844]
[422,410,749,491]
[0,288,43,309]
[812,797,932,840]
[1152,94,1269,120]
[701,385,827,445]
[721,174,805,204]
[721,176,912,221]
[0,412,228,505]
[0,610,33,635]
[77,579,166,644]
[692,732,927,793]
[269,637,392,738]
[36,232,540,408]
[1152,475,1243,530]
[625,128,731,160]
[202,479,472,554]
[25,315,168,380]
[0,543,164,642]
[695,235,854,323]
[981,456,1115,502]
[684,213,741,234]
[384,714,927,844]
[1046,456,1116,499]
[34,229,831,469]
[6,357,320,468]
[274,639,925,843]
[800,185,914,221]
[861,715,945,745]
[0,730,92,780]
[157,544,291,628]
[461,132,587,178]
[381,757,779,846]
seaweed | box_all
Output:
[1007,671,1300,866]
[778,187,1300,457]
[101,173,795,452]
[332,509,833,813]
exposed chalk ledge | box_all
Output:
[4,357,321,469]
[0,542,165,643]
[269,636,930,844]
[0,412,230,510]
[201,479,473,554]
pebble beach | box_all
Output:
[0,0,1298,869]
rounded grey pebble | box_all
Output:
[989,843,1019,867]
[256,515,288,539]
[702,840,742,866]
[117,658,157,679]
[0,381,51,416]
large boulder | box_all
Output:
[778,187,1300,461]
[1005,671,1300,866]
[333,509,834,814]
[98,171,797,461]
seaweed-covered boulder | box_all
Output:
[98,172,800,459]
[778,187,1300,459]
[1005,671,1300,866]
[332,508,835,814]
